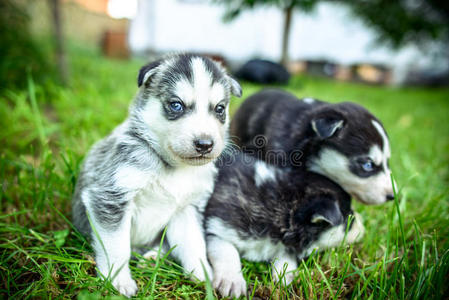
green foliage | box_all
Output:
[1,44,448,298]
[0,0,55,91]
[215,0,449,50]
[342,0,449,48]
[215,0,319,21]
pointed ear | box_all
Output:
[137,60,162,87]
[227,75,242,97]
[310,200,343,226]
[311,117,344,139]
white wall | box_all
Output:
[131,0,284,61]
[129,0,446,83]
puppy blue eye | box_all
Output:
[170,101,184,112]
[215,105,225,115]
[361,160,374,172]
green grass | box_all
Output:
[1,44,448,299]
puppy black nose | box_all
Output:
[194,139,214,154]
[386,194,395,201]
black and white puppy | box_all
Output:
[205,153,364,298]
[231,89,396,205]
[72,54,241,297]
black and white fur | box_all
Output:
[205,153,364,298]
[72,54,241,297]
[231,89,396,205]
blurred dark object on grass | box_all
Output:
[236,59,290,85]
[404,70,449,87]
[0,0,55,90]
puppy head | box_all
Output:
[133,54,241,166]
[296,196,344,228]
[287,186,363,257]
[307,103,396,205]
[282,178,353,251]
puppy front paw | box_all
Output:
[189,261,214,282]
[347,212,365,244]
[112,274,138,298]
[213,271,247,298]
[273,270,295,285]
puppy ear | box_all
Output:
[310,200,343,226]
[294,196,343,226]
[227,75,242,97]
[137,60,162,87]
[311,117,344,139]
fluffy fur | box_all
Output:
[205,153,364,298]
[230,88,396,205]
[72,54,241,297]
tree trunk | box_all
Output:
[49,0,69,85]
[280,4,294,67]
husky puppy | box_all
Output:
[72,54,241,297]
[205,153,364,298]
[230,89,396,205]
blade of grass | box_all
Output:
[313,258,334,299]
[201,261,215,300]
[150,227,168,297]
[26,70,46,146]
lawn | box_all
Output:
[1,44,448,299]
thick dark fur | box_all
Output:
[205,153,354,255]
[229,88,395,205]
[204,152,364,297]
[231,89,383,168]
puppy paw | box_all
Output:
[138,249,160,268]
[213,271,247,298]
[113,274,138,298]
[347,212,365,243]
[273,271,295,285]
[190,261,214,282]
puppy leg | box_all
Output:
[88,204,137,297]
[208,235,247,298]
[346,212,365,244]
[166,204,212,282]
[272,252,297,285]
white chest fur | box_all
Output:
[207,218,286,262]
[237,236,286,261]
[129,163,216,246]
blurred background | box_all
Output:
[2,0,449,89]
